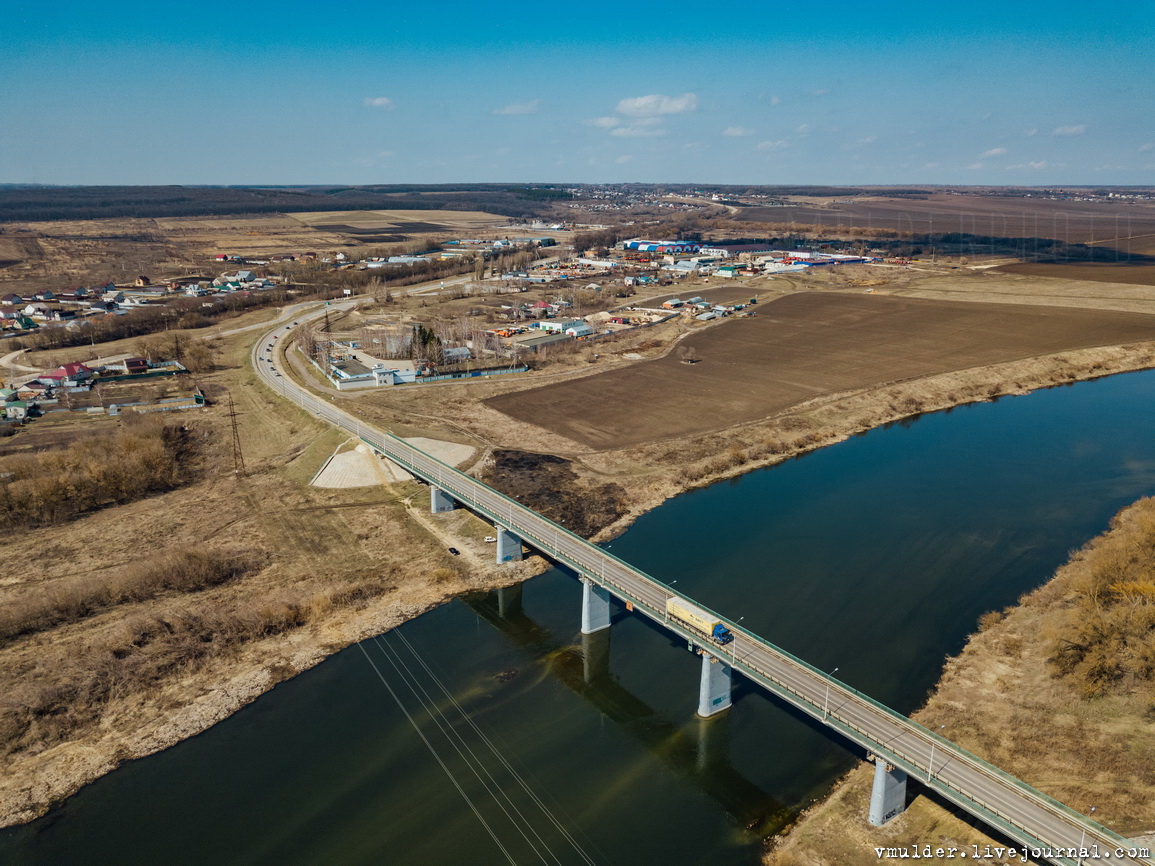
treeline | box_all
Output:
[0,419,201,530]
[1047,497,1155,697]
[11,283,347,353]
[0,184,563,223]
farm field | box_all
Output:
[737,193,1155,255]
[284,209,505,231]
[995,261,1155,285]
[485,292,1155,449]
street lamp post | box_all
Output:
[823,667,840,720]
[927,724,946,782]
[1078,806,1096,865]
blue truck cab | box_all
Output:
[712,624,734,646]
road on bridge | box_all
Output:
[252,303,1150,866]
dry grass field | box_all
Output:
[485,292,1155,450]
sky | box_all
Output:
[2,0,1153,186]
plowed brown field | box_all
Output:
[485,293,1155,449]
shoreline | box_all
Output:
[3,339,1155,831]
[764,495,1155,864]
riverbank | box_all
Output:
[4,324,1155,831]
[764,497,1155,865]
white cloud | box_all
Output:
[1052,124,1086,137]
[757,139,788,152]
[615,93,698,117]
[967,162,984,170]
[377,150,394,158]
[611,124,665,138]
[1029,160,1048,169]
[363,97,395,109]
[770,95,781,106]
[811,88,829,96]
[610,116,665,137]
[615,155,633,164]
[1025,128,1038,136]
[1139,143,1154,152]
[494,99,541,116]
[981,147,1008,158]
[585,116,620,128]
[857,135,878,145]
[795,123,811,134]
[723,126,754,137]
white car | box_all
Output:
[484,536,497,543]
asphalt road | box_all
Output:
[252,304,1149,866]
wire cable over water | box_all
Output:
[357,632,599,865]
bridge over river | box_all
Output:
[256,305,1151,866]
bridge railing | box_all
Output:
[278,362,1133,858]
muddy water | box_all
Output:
[3,370,1155,865]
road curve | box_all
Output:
[252,305,1149,866]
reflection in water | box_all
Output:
[464,587,792,836]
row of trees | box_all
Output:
[0,419,200,531]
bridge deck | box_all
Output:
[255,308,1149,866]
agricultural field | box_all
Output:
[0,208,510,291]
[736,192,1155,256]
[485,292,1155,450]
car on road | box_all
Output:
[448,547,460,556]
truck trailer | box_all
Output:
[666,598,734,646]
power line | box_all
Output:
[393,631,598,865]
[225,390,246,478]
[355,642,517,865]
[374,635,557,865]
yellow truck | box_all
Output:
[666,598,734,646]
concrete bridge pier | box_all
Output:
[867,757,908,826]
[580,579,612,634]
[496,583,523,617]
[697,652,732,718]
[430,486,456,513]
[580,627,611,685]
[495,527,523,563]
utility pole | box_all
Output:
[227,390,246,478]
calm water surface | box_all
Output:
[4,370,1155,865]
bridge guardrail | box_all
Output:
[259,320,1144,863]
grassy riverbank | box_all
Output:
[765,497,1155,865]
[4,279,1155,831]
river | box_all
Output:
[4,370,1155,865]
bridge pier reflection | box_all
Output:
[462,586,791,835]
[695,711,731,776]
[495,583,523,618]
[580,627,611,686]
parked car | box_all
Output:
[448,547,460,556]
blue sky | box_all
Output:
[2,0,1152,185]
